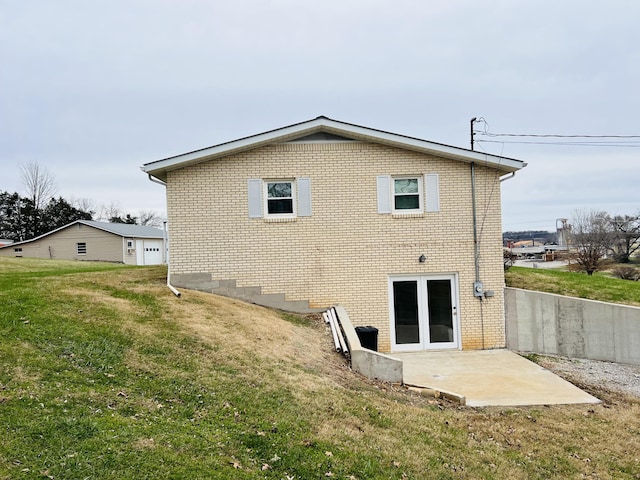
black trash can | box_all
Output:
[355,326,378,352]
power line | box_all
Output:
[470,117,640,147]
[477,139,640,147]
[478,132,640,139]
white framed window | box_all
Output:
[377,174,440,215]
[264,180,296,217]
[77,242,87,255]
[392,177,423,213]
[126,240,134,249]
[247,177,312,219]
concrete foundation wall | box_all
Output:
[505,287,640,365]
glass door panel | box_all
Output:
[427,279,454,343]
[393,281,420,345]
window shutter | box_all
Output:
[377,175,391,214]
[247,179,262,218]
[297,177,312,217]
[425,174,440,212]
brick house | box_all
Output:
[142,117,526,353]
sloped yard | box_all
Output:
[1,258,639,479]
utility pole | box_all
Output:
[470,117,477,150]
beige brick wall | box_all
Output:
[166,141,507,352]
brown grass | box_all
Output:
[16,263,639,478]
[160,286,640,479]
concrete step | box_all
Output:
[175,274,324,313]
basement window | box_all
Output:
[77,242,87,255]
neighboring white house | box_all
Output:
[0,220,166,266]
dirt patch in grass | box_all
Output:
[4,259,640,479]
[62,288,143,316]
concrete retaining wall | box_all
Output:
[333,305,403,383]
[505,287,640,365]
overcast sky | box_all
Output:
[2,1,639,232]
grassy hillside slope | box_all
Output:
[1,258,639,479]
[505,266,640,306]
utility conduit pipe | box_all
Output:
[329,307,349,355]
[323,311,342,352]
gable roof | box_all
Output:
[141,116,527,182]
[0,220,164,249]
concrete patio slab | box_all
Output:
[391,349,601,407]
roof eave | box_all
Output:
[141,117,527,179]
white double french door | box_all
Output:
[389,274,460,352]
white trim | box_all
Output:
[389,274,460,352]
[136,240,144,265]
[263,179,297,219]
[142,117,526,182]
[391,176,424,215]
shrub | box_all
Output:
[503,250,515,271]
[610,265,640,281]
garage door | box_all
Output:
[138,240,163,265]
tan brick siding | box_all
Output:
[166,142,507,352]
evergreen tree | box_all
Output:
[0,191,93,241]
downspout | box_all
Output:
[166,263,181,297]
[146,173,181,297]
[163,221,181,298]
[147,173,166,187]
[500,172,516,183]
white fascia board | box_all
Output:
[318,121,526,173]
[141,117,526,180]
[141,119,328,180]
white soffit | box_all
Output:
[141,117,526,181]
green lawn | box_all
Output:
[1,258,639,479]
[505,266,640,306]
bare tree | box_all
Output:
[96,202,124,223]
[569,209,614,275]
[20,161,57,210]
[138,210,163,227]
[607,212,640,263]
[70,197,97,217]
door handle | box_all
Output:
[452,306,457,316]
